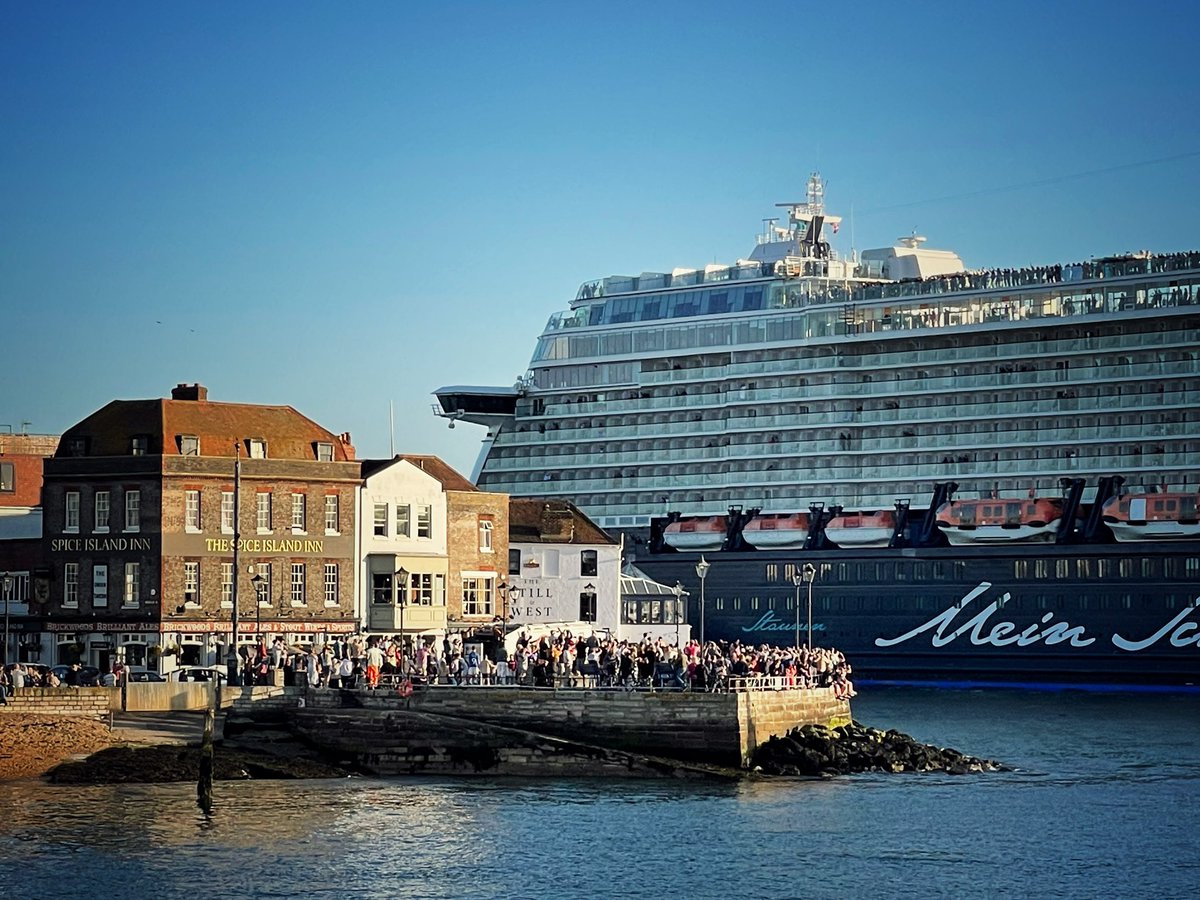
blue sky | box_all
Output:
[3,0,1198,478]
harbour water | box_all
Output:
[2,687,1198,899]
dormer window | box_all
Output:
[248,439,267,459]
[67,437,88,457]
[130,435,150,456]
[179,435,200,457]
[316,442,334,461]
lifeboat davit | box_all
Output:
[742,513,810,549]
[662,516,726,551]
[1101,491,1200,542]
[825,510,895,548]
[935,498,1066,545]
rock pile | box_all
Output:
[752,722,1004,777]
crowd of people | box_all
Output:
[1,635,855,701]
[250,631,856,699]
[0,661,98,702]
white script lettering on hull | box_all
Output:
[874,582,1200,652]
[874,583,1095,649]
[1112,605,1200,651]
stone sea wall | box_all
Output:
[301,686,851,768]
[0,687,115,717]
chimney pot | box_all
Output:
[171,384,208,401]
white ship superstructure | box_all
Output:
[436,175,1200,533]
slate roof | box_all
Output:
[508,498,615,545]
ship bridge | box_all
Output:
[432,385,519,431]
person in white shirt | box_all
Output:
[337,656,355,689]
[365,643,385,689]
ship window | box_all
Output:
[715,597,724,611]
[932,561,946,580]
[1078,595,1088,610]
[1187,558,1200,579]
[876,563,889,580]
[895,563,908,582]
[1014,560,1028,579]
[1098,558,1111,578]
[765,563,779,582]
[1035,560,1048,579]
[1076,559,1091,579]
[750,597,759,610]
[1119,558,1134,578]
[1056,560,1069,578]
[732,597,741,611]
[1141,558,1157,578]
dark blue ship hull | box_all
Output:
[635,542,1200,686]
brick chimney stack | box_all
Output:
[171,383,208,401]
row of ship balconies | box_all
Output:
[482,422,1200,472]
[618,327,1197,386]
[482,451,1196,495]
[533,358,1198,419]
[498,392,1198,446]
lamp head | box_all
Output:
[695,555,710,579]
[802,563,817,580]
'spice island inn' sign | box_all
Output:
[51,537,154,552]
[203,538,325,554]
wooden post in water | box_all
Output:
[197,682,215,814]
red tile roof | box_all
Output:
[56,388,355,461]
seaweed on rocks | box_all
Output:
[751,722,1005,777]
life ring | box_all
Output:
[397,679,413,698]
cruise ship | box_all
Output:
[436,175,1200,685]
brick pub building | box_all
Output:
[40,384,360,673]
[1,431,59,665]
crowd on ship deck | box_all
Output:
[851,249,1200,304]
[252,632,855,698]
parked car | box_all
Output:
[50,664,101,686]
[171,666,227,684]
[126,670,166,683]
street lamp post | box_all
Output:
[672,581,683,648]
[395,567,409,671]
[2,573,13,668]
[695,555,710,647]
[791,569,803,651]
[802,563,817,653]
[227,442,243,686]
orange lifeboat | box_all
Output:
[826,510,896,548]
[935,497,1066,544]
[1101,491,1200,542]
[742,513,810,549]
[662,516,726,551]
